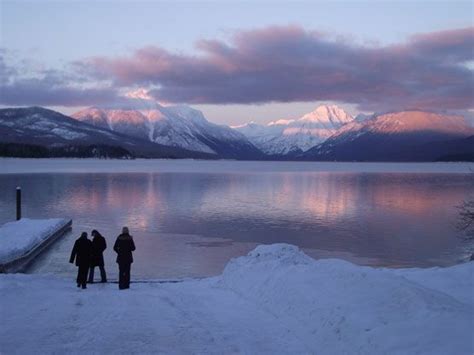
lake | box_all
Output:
[0,159,473,279]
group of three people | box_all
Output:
[69,227,136,290]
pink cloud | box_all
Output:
[2,26,473,111]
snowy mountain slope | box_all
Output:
[233,105,354,155]
[73,103,263,159]
[303,110,474,161]
[0,107,215,159]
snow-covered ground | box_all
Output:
[1,244,472,354]
[0,218,70,264]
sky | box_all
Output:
[1,0,473,125]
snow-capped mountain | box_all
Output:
[73,102,263,159]
[233,105,354,155]
[303,110,474,161]
[0,107,214,159]
[2,106,472,161]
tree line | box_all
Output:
[0,143,134,159]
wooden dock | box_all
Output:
[0,219,72,273]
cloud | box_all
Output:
[76,25,474,111]
[409,27,474,63]
[0,79,119,107]
[0,54,119,107]
[2,26,473,111]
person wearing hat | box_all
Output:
[113,226,136,290]
[69,232,92,289]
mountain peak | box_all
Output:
[366,111,470,135]
[234,104,355,155]
[300,104,353,123]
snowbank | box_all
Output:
[0,218,70,264]
[0,244,472,354]
[219,244,473,354]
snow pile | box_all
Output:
[219,244,473,354]
[0,243,472,354]
[0,218,69,264]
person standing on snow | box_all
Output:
[113,226,136,290]
[88,229,107,283]
[69,232,92,289]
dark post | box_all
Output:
[16,187,21,220]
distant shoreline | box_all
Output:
[1,158,472,174]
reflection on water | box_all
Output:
[0,168,472,279]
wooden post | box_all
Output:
[16,187,21,220]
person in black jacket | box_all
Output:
[88,229,107,283]
[69,232,92,289]
[113,226,136,290]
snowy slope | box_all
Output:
[0,107,119,143]
[0,107,213,159]
[73,102,263,159]
[304,110,474,161]
[234,105,354,155]
[0,244,472,354]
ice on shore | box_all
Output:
[0,243,472,354]
[0,218,69,264]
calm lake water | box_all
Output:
[0,159,473,279]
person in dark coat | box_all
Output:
[113,226,136,290]
[88,229,107,283]
[69,232,92,289]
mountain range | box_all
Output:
[0,107,215,159]
[233,105,354,155]
[72,102,262,159]
[0,103,472,161]
[302,111,474,161]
